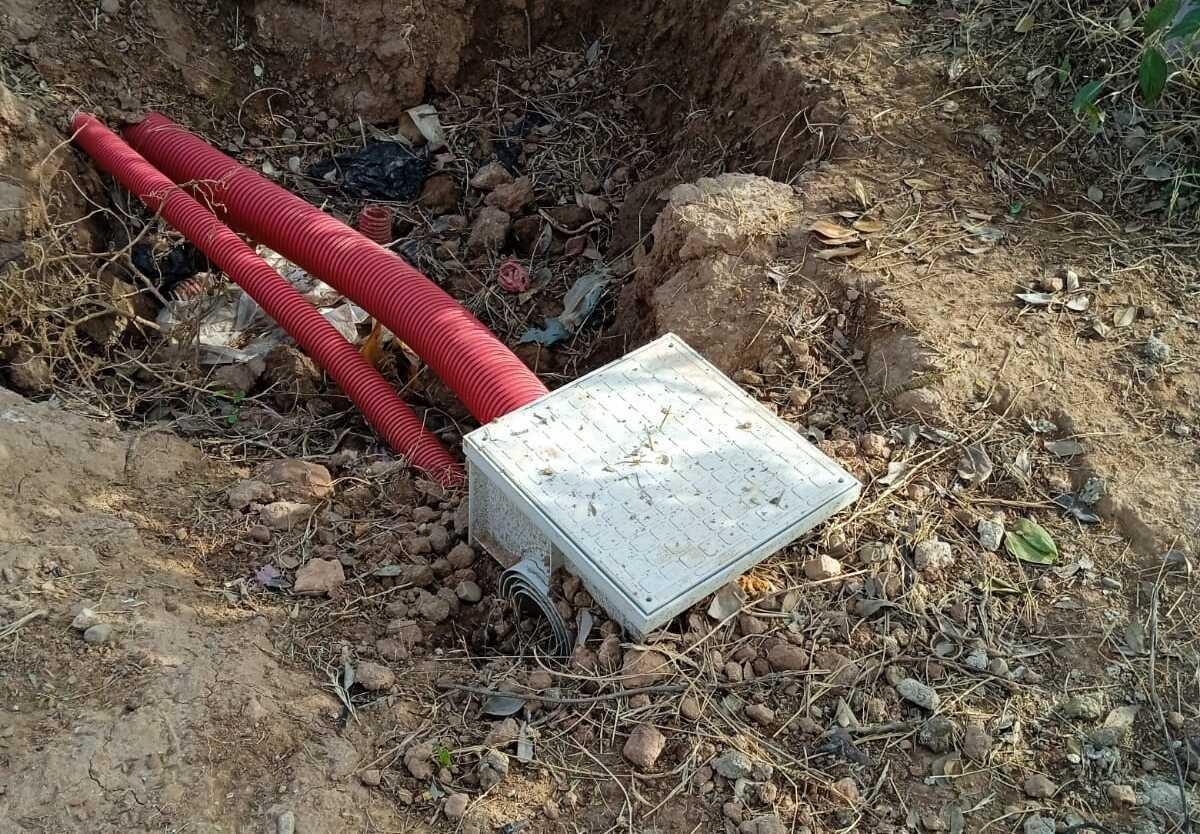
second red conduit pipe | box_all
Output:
[71,113,464,487]
[125,113,549,425]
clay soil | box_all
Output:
[1,2,1198,834]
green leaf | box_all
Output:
[1167,8,1200,39]
[1072,79,1104,113]
[1057,55,1072,84]
[1005,518,1059,565]
[1140,47,1168,102]
[1144,0,1180,35]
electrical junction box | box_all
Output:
[465,333,861,639]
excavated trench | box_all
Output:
[2,0,857,461]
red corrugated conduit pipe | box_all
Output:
[124,113,549,425]
[357,205,394,246]
[71,113,464,487]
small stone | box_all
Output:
[260,500,314,530]
[447,543,476,569]
[428,524,451,554]
[83,623,113,644]
[398,533,431,556]
[919,715,957,753]
[485,718,520,748]
[356,662,395,692]
[914,538,954,572]
[226,479,274,510]
[413,506,439,523]
[859,433,890,459]
[831,777,860,806]
[375,638,409,662]
[962,721,993,762]
[467,207,511,253]
[100,0,121,14]
[1061,694,1105,720]
[360,768,382,786]
[1167,711,1184,730]
[622,649,671,686]
[418,592,451,623]
[740,813,786,834]
[257,460,334,501]
[485,176,535,213]
[249,524,272,544]
[404,741,434,780]
[1107,783,1136,808]
[276,811,296,834]
[444,793,470,820]
[738,614,768,635]
[71,608,100,631]
[470,162,514,191]
[712,749,754,780]
[1142,335,1171,364]
[964,647,989,671]
[745,704,775,726]
[766,642,809,672]
[543,800,560,820]
[724,801,744,823]
[987,657,1009,677]
[293,558,345,595]
[896,678,940,711]
[1023,774,1057,799]
[813,650,860,687]
[1023,815,1055,834]
[680,694,702,721]
[803,555,842,581]
[478,748,509,789]
[418,174,459,214]
[622,723,666,770]
[527,669,553,690]
[977,518,1004,552]
[455,580,482,603]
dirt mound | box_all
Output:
[617,174,800,374]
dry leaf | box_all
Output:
[852,178,871,208]
[809,219,859,241]
[903,177,941,191]
[852,218,884,233]
[1113,306,1137,328]
[1066,294,1091,312]
[814,245,865,260]
[1014,14,1035,32]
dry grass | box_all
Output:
[929,0,1200,230]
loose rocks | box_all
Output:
[914,538,954,572]
[803,555,842,580]
[355,662,395,692]
[622,723,666,770]
[293,558,345,595]
[896,678,940,711]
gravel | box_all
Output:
[622,723,666,769]
[82,623,113,644]
[896,677,940,711]
[977,518,1004,551]
[712,750,754,780]
[913,538,954,572]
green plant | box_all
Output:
[1070,0,1200,127]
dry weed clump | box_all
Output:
[933,0,1200,228]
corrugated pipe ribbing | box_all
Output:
[124,113,549,424]
[72,113,464,487]
[357,205,394,246]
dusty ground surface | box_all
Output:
[1,1,1198,834]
